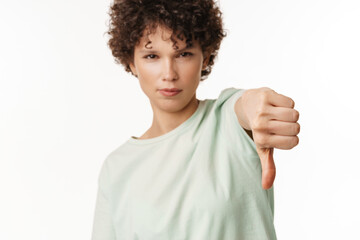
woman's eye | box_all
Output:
[179,52,193,57]
[144,54,157,59]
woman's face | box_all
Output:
[129,25,208,114]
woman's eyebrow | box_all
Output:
[175,45,195,52]
[138,46,195,54]
[139,49,159,54]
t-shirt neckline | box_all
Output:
[127,100,205,145]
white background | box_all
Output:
[1,0,359,239]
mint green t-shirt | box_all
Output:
[91,87,277,240]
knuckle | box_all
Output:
[262,87,273,93]
[293,110,300,121]
[256,104,268,117]
[292,136,299,147]
[259,87,271,91]
[255,134,268,146]
[260,90,271,102]
[297,123,301,134]
[259,91,267,102]
[289,98,295,108]
[264,89,273,96]
[294,123,301,134]
[252,116,266,131]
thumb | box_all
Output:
[256,146,276,190]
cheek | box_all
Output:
[181,60,203,79]
[137,63,161,79]
[133,55,161,79]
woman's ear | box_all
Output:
[129,62,138,77]
[202,54,210,71]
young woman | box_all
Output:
[91,0,300,239]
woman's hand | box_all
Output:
[236,87,300,189]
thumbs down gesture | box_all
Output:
[235,87,300,189]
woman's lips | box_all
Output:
[159,89,182,97]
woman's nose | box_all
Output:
[162,59,178,81]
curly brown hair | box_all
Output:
[106,0,226,81]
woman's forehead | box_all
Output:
[136,25,200,50]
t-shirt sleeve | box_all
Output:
[216,87,258,156]
[220,88,276,216]
[91,159,116,240]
